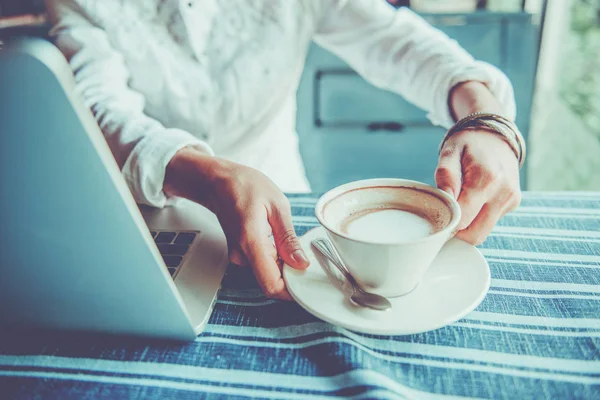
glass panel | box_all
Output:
[528,0,600,190]
[385,0,541,13]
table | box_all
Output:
[1,192,599,399]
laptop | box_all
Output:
[0,38,229,341]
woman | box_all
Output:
[44,0,522,300]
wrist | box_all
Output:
[164,146,230,210]
[449,81,505,121]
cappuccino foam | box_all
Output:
[321,186,452,243]
[342,208,435,242]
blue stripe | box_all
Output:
[495,215,600,231]
[0,374,402,400]
[487,262,600,286]
[0,366,389,398]
[475,294,600,319]
[481,237,600,257]
[489,287,600,297]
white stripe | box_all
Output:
[522,192,600,198]
[453,322,600,337]
[0,357,460,400]
[480,249,600,263]
[219,289,265,299]
[289,203,318,206]
[289,197,318,204]
[487,289,600,301]
[349,390,414,400]
[352,390,414,400]
[492,226,600,238]
[490,233,600,244]
[513,207,600,215]
[486,258,600,270]
[505,213,600,220]
[289,204,318,209]
[491,279,600,294]
[465,312,600,329]
[292,216,318,222]
[294,222,320,227]
[217,299,276,307]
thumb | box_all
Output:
[270,201,310,270]
[435,145,462,199]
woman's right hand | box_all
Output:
[164,147,310,300]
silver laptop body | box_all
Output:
[0,38,229,341]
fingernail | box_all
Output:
[292,249,309,265]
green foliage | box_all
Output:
[560,0,600,137]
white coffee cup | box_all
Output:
[315,178,461,297]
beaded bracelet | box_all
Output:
[440,112,526,168]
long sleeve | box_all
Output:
[313,0,516,128]
[45,0,213,207]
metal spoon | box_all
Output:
[311,238,392,311]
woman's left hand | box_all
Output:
[435,129,522,245]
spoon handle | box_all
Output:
[311,238,360,289]
[312,238,392,311]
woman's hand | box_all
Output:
[164,147,309,300]
[435,129,521,245]
[436,80,522,245]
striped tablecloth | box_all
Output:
[1,192,599,399]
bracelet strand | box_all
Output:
[440,112,526,168]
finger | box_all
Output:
[435,144,462,199]
[456,202,504,245]
[243,235,293,301]
[504,189,522,214]
[229,247,249,267]
[456,185,488,231]
[269,201,309,270]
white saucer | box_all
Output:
[283,227,490,335]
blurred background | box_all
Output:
[1,0,599,192]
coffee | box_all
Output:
[322,186,451,244]
[341,208,436,242]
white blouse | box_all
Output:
[45,0,516,206]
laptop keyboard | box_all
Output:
[150,231,198,278]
